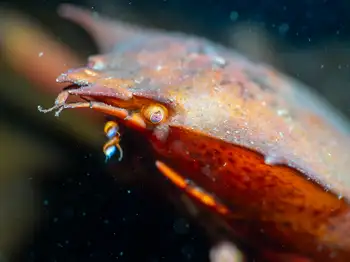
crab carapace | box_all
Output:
[39,4,350,262]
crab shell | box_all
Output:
[41,4,350,262]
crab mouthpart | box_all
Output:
[37,90,147,130]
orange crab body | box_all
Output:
[39,4,350,261]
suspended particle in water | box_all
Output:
[278,23,290,36]
[229,11,239,22]
[210,242,242,262]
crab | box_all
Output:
[38,4,350,262]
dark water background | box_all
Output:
[0,0,349,262]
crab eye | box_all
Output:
[142,104,168,124]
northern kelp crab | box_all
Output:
[39,4,350,261]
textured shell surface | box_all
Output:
[57,5,350,201]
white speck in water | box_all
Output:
[278,23,290,35]
[210,242,242,262]
[229,11,239,22]
[38,52,44,57]
[173,218,190,234]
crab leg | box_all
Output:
[38,98,128,118]
[38,89,128,118]
[37,90,70,113]
[155,160,229,215]
[38,90,147,129]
